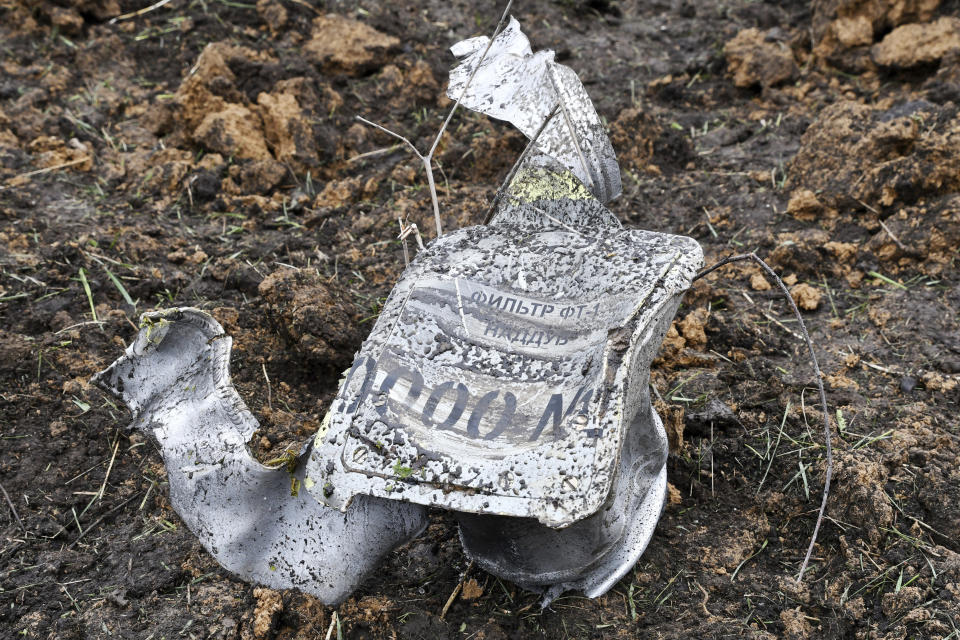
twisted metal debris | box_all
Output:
[93,18,703,604]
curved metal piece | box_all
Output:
[87,15,704,605]
[457,408,667,602]
[448,16,622,203]
[306,166,700,601]
[454,306,673,600]
[91,308,428,604]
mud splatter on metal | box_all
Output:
[92,309,427,603]
[448,17,622,204]
[92,17,702,605]
[307,164,700,598]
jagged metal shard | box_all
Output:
[448,16,622,204]
[92,18,702,605]
[92,310,427,603]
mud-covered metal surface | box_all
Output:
[305,162,700,598]
[456,406,669,599]
[448,16,622,203]
[306,181,701,528]
[90,15,702,606]
[92,309,427,604]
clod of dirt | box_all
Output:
[257,89,320,171]
[921,371,959,393]
[7,136,76,187]
[314,177,363,209]
[124,147,195,200]
[461,129,525,182]
[304,14,400,75]
[790,283,822,310]
[175,43,267,131]
[608,109,658,170]
[653,321,713,370]
[237,158,288,194]
[257,268,359,368]
[824,241,858,268]
[256,0,287,32]
[780,607,814,639]
[374,62,440,110]
[173,42,281,160]
[685,398,740,436]
[678,307,710,347]
[865,194,960,274]
[460,578,483,601]
[691,509,770,571]
[923,48,960,102]
[831,451,894,544]
[40,0,120,24]
[666,482,682,505]
[404,60,439,103]
[872,16,960,67]
[190,168,222,202]
[251,587,282,639]
[656,397,684,452]
[724,28,798,88]
[26,136,92,172]
[608,108,694,175]
[812,0,941,62]
[750,273,772,291]
[47,6,84,35]
[168,43,328,172]
[787,188,835,221]
[787,100,960,211]
[194,104,272,161]
[338,595,399,633]
[881,585,925,617]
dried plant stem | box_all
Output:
[483,105,559,224]
[108,0,171,23]
[262,363,272,411]
[878,219,911,254]
[95,439,120,502]
[440,561,474,619]
[0,481,25,533]
[0,156,89,191]
[693,252,832,582]
[324,611,339,640]
[427,0,514,163]
[398,217,411,266]
[356,0,514,238]
[397,217,426,266]
[68,492,141,549]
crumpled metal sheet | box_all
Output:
[447,16,622,203]
[91,17,703,606]
[306,186,699,528]
[92,309,427,604]
[306,164,700,602]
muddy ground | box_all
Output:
[1,0,959,638]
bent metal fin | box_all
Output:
[447,16,622,204]
[91,308,427,604]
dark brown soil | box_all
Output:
[2,0,959,638]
